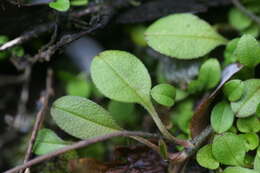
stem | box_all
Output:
[144,103,193,148]
[4,131,158,173]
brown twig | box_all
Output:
[20,69,53,173]
[4,131,160,173]
[0,22,56,51]
[232,0,260,26]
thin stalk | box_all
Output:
[144,103,193,148]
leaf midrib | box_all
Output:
[145,33,226,42]
[98,56,150,107]
[54,105,120,131]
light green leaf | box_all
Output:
[34,129,70,155]
[90,50,152,107]
[240,133,259,151]
[224,38,239,66]
[151,83,176,107]
[210,102,234,133]
[223,167,258,173]
[51,96,121,139]
[70,0,88,6]
[233,34,260,67]
[49,0,70,11]
[254,147,260,172]
[229,8,252,30]
[196,144,219,170]
[223,79,244,102]
[237,116,260,133]
[231,79,260,118]
[145,13,227,59]
[66,77,92,98]
[212,133,246,166]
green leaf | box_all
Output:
[236,116,260,133]
[91,50,152,107]
[223,167,258,173]
[254,147,260,172]
[224,38,239,66]
[151,83,176,107]
[240,133,259,151]
[66,77,92,98]
[231,79,260,118]
[129,25,147,47]
[233,34,260,67]
[108,101,138,128]
[196,144,219,170]
[223,79,245,102]
[70,0,88,6]
[49,0,70,11]
[229,8,252,30]
[34,129,70,155]
[145,13,227,59]
[212,133,246,166]
[0,35,8,44]
[210,102,234,133]
[51,96,121,139]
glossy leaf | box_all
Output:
[210,102,234,133]
[233,34,260,67]
[49,0,70,11]
[91,50,152,107]
[196,144,219,170]
[236,116,260,133]
[151,83,176,107]
[212,133,246,166]
[231,79,260,118]
[51,96,121,139]
[145,13,227,59]
[240,133,259,151]
[34,129,70,155]
[223,79,244,102]
[223,167,258,173]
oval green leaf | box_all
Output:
[34,129,70,155]
[240,133,259,151]
[231,79,260,118]
[196,144,219,170]
[145,13,227,59]
[49,0,70,11]
[237,116,260,133]
[151,83,176,107]
[212,133,246,166]
[223,167,258,173]
[90,50,152,107]
[210,102,234,133]
[223,79,244,102]
[51,96,121,139]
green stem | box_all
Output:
[144,102,193,148]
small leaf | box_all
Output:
[91,50,152,107]
[223,79,244,102]
[151,83,176,107]
[240,133,259,151]
[70,0,88,6]
[254,147,260,172]
[51,96,121,139]
[196,144,219,170]
[66,75,92,98]
[236,116,260,133]
[229,8,252,30]
[231,79,260,118]
[223,167,258,173]
[233,34,260,67]
[210,101,234,133]
[224,38,239,66]
[212,133,246,166]
[34,129,70,155]
[49,0,70,11]
[145,13,227,59]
